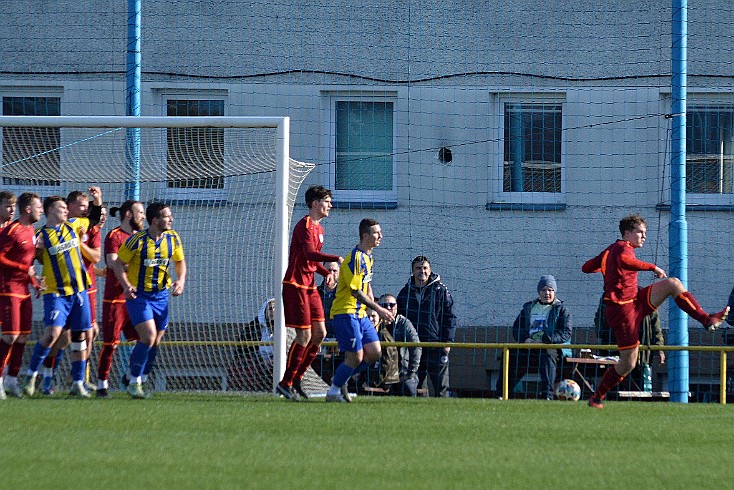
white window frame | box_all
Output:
[0,88,64,197]
[678,94,734,206]
[156,90,229,202]
[322,91,398,204]
[491,93,566,206]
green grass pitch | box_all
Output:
[4,393,733,489]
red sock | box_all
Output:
[97,344,116,382]
[280,343,307,386]
[7,342,25,377]
[593,366,625,400]
[0,339,12,373]
[293,343,321,381]
[674,291,709,325]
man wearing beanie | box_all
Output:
[495,274,572,400]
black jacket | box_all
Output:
[396,272,456,343]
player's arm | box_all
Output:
[79,241,101,264]
[619,250,662,275]
[352,287,394,324]
[171,257,187,297]
[109,256,136,299]
[301,239,341,265]
[86,186,104,227]
[581,253,603,273]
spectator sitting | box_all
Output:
[360,308,400,392]
[377,294,422,397]
[495,275,572,400]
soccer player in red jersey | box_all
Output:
[276,185,343,400]
[582,214,729,408]
[95,200,145,397]
[0,192,43,399]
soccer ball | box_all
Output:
[554,379,581,401]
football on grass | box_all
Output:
[554,379,581,401]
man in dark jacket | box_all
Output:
[495,275,573,400]
[397,255,456,397]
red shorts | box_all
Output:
[0,295,32,335]
[282,283,324,329]
[604,285,656,350]
[102,299,139,345]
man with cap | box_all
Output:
[495,275,573,400]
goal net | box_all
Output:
[0,115,329,396]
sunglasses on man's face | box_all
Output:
[379,302,397,308]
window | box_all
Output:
[1,96,61,186]
[686,105,733,195]
[166,99,225,189]
[503,102,563,194]
[328,97,396,205]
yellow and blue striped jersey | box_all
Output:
[330,246,373,319]
[36,218,91,296]
[117,229,185,293]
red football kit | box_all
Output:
[582,239,657,349]
[281,215,340,329]
[0,220,38,334]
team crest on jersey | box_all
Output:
[319,233,324,243]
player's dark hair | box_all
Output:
[146,201,170,225]
[0,190,16,202]
[110,200,142,221]
[66,190,88,204]
[305,185,331,208]
[359,218,379,239]
[619,214,646,236]
[43,195,65,214]
[411,255,430,268]
[17,192,40,211]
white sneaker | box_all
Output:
[0,380,6,400]
[127,381,147,399]
[325,391,347,403]
[22,373,38,397]
[69,381,91,399]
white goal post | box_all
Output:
[0,115,316,394]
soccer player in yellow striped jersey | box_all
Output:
[111,202,187,398]
[23,188,104,399]
[325,218,394,402]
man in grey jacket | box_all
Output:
[378,294,422,396]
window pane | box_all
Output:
[686,106,733,194]
[503,103,562,193]
[335,101,393,191]
[2,96,61,186]
[166,99,225,189]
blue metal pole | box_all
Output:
[125,0,141,201]
[668,0,689,403]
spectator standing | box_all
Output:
[397,255,456,397]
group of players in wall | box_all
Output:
[275,185,730,406]
[1,184,729,405]
[0,188,186,399]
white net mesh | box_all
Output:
[1,117,329,394]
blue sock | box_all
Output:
[71,359,86,382]
[128,343,151,378]
[354,360,370,373]
[53,349,65,375]
[143,346,158,376]
[332,362,356,388]
[28,343,52,373]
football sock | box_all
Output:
[27,342,51,373]
[128,342,152,378]
[593,366,625,400]
[143,346,159,376]
[293,343,320,381]
[331,362,356,390]
[280,342,307,386]
[674,291,709,325]
[8,341,26,376]
[97,344,115,381]
[0,339,12,373]
[70,359,87,382]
